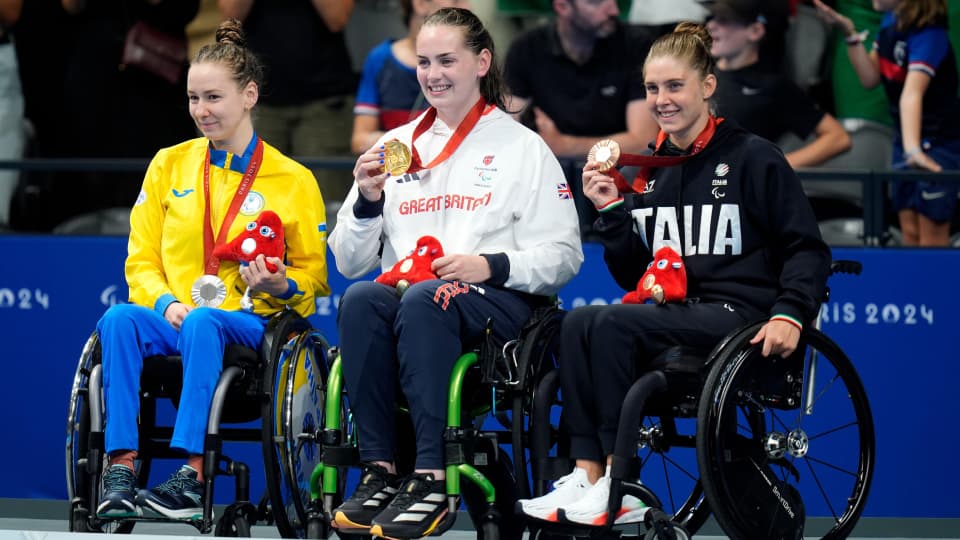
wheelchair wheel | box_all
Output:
[215,513,252,537]
[636,413,708,533]
[66,332,136,534]
[510,307,566,500]
[696,324,875,540]
[263,329,343,538]
[461,449,525,540]
[642,523,690,540]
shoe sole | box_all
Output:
[369,508,449,540]
[95,510,141,519]
[332,511,373,532]
[559,506,649,527]
[96,500,141,519]
[141,500,203,521]
[515,500,562,523]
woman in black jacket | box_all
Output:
[517,21,832,527]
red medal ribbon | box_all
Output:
[609,116,723,193]
[201,138,264,275]
[406,97,488,173]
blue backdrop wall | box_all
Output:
[2,235,957,519]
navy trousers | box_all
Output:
[337,279,533,469]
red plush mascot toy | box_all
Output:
[622,246,687,305]
[376,235,444,294]
[214,210,285,308]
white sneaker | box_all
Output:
[559,476,650,527]
[516,468,594,522]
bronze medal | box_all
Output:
[651,284,665,304]
[587,139,621,172]
[191,274,227,308]
[383,139,412,176]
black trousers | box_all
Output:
[559,300,762,461]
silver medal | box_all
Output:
[191,274,227,308]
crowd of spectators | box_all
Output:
[2,0,959,245]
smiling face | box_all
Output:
[706,17,763,67]
[644,55,716,149]
[187,62,257,152]
[416,23,490,125]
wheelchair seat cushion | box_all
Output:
[138,344,262,423]
[648,346,710,375]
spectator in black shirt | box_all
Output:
[707,0,851,168]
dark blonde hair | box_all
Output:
[193,18,264,92]
[643,22,715,81]
[422,7,507,110]
[896,0,948,31]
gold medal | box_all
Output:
[642,274,655,290]
[383,139,412,176]
[191,274,227,308]
[587,139,621,172]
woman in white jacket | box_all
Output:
[328,7,582,539]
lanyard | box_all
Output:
[201,138,264,275]
[407,97,488,173]
[610,116,722,193]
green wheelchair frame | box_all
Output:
[302,306,567,540]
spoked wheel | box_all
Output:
[66,333,136,534]
[305,515,333,540]
[642,508,691,540]
[263,330,344,538]
[460,451,525,540]
[636,413,708,534]
[697,324,875,540]
[215,513,252,537]
[642,522,690,540]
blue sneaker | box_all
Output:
[96,464,140,518]
[138,465,205,520]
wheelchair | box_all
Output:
[65,309,331,537]
[528,260,875,540]
[261,303,568,539]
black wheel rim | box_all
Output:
[698,328,875,540]
[637,413,709,533]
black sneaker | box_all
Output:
[96,464,140,518]
[369,473,454,540]
[138,465,204,520]
[332,463,402,531]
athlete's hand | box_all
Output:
[354,144,390,202]
[164,302,192,331]
[240,254,289,296]
[432,254,491,284]
[750,319,801,358]
[582,161,620,209]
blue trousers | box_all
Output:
[337,280,532,469]
[96,304,267,455]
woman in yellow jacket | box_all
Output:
[94,18,329,521]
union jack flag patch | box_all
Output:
[557,183,573,200]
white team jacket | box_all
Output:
[329,106,583,296]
